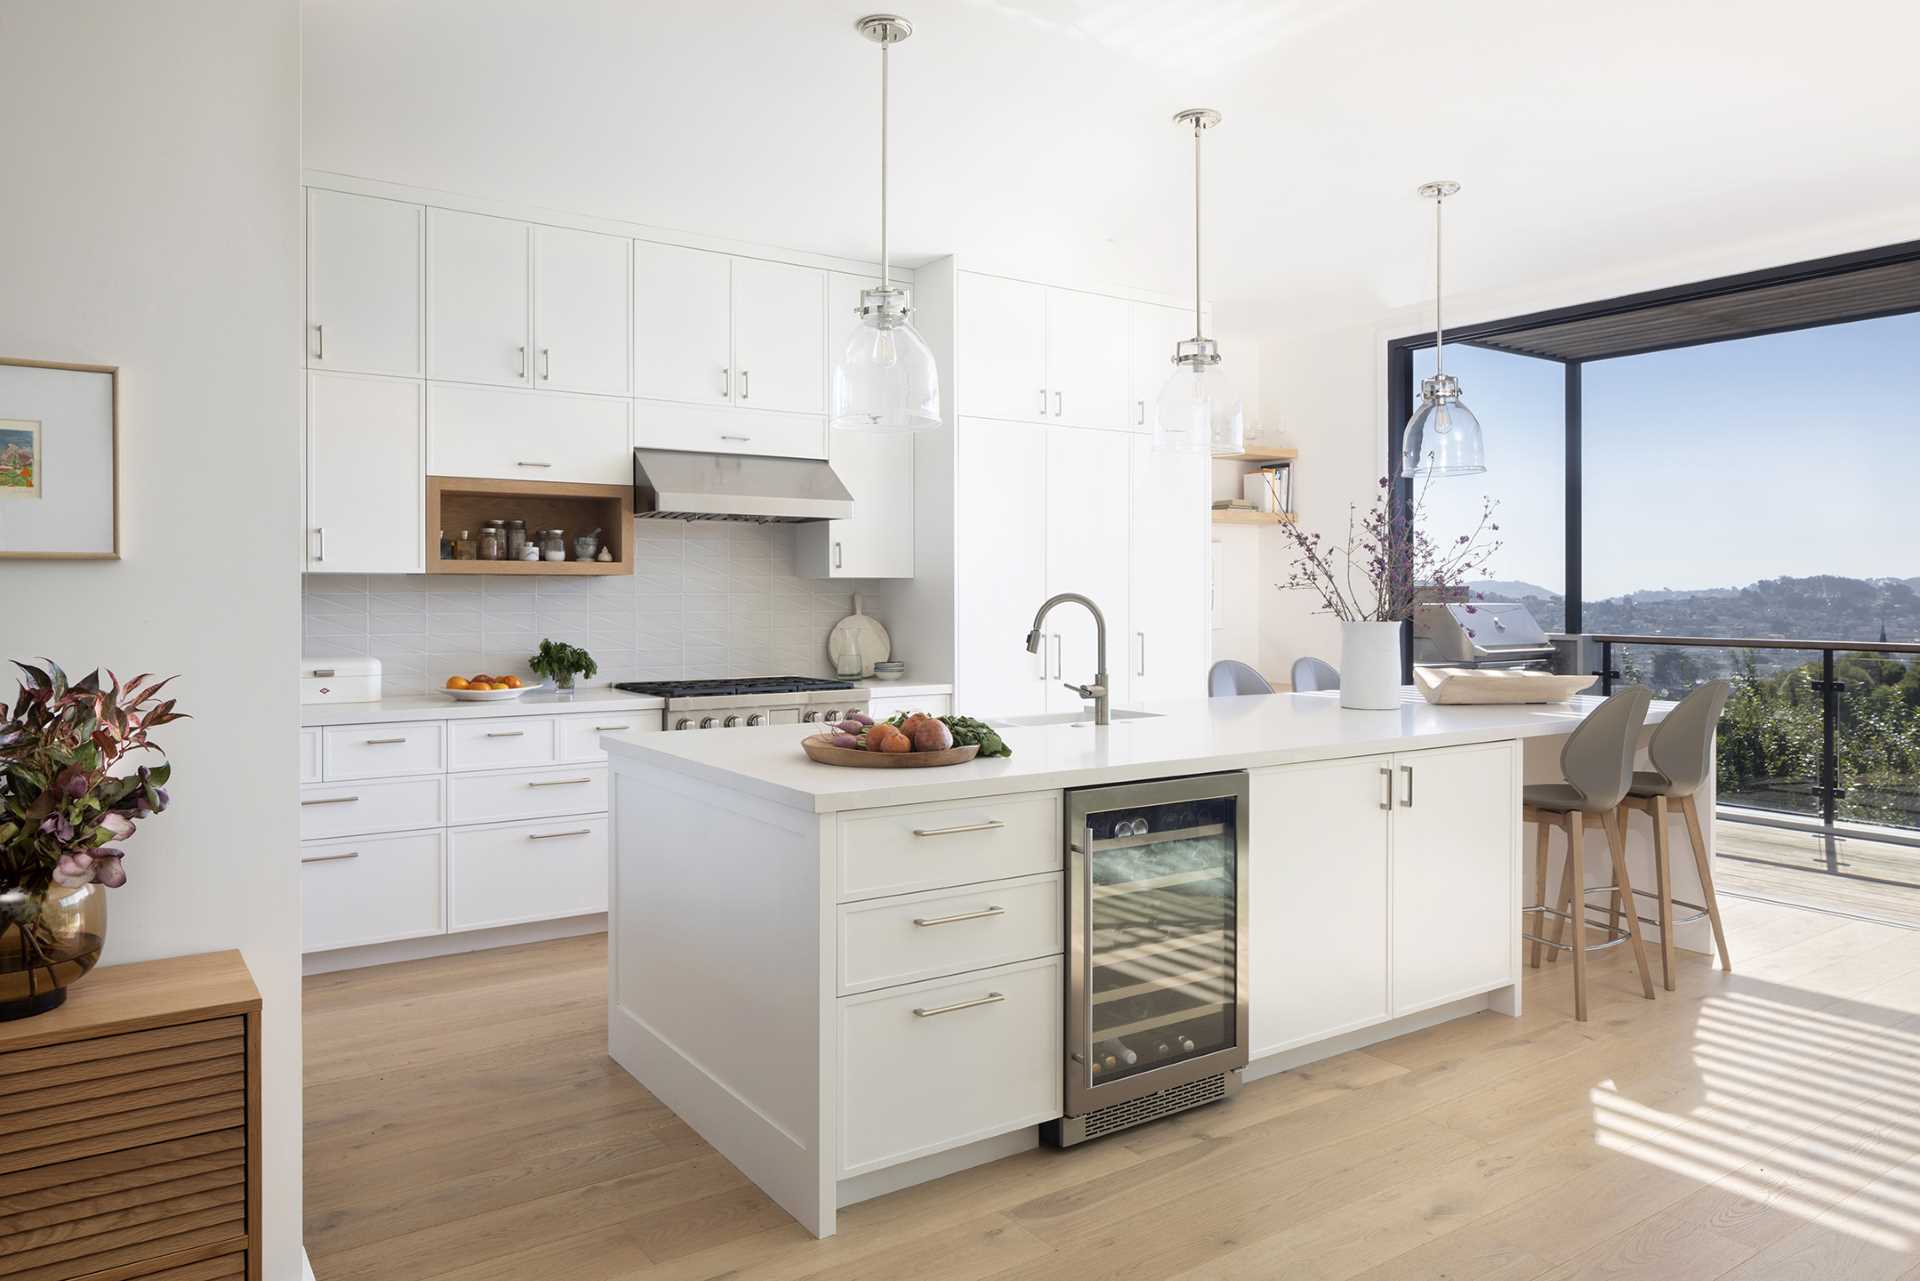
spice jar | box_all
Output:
[505,519,527,562]
[478,521,504,561]
[540,529,567,562]
[454,530,478,561]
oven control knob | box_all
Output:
[824,709,841,722]
[802,711,820,723]
[699,716,718,729]
[747,713,765,727]
[723,715,740,728]
[674,718,694,731]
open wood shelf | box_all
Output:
[1220,445,1299,462]
[426,476,633,576]
[1211,509,1296,526]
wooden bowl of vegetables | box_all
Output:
[801,712,1010,769]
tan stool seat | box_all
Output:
[1523,782,1611,813]
[1626,770,1677,797]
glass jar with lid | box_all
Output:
[540,529,567,562]
[477,520,504,561]
[505,519,528,562]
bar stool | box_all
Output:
[1619,679,1735,990]
[1522,686,1658,1021]
[1290,656,1340,692]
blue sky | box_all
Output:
[1414,310,1918,600]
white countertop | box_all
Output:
[301,687,665,727]
[602,690,1671,814]
[853,679,952,699]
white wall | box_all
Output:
[0,4,304,1278]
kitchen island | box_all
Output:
[601,690,1711,1236]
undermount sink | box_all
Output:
[989,709,1164,729]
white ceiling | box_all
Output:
[303,0,1920,326]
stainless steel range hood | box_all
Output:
[632,448,853,524]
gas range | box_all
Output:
[611,676,869,732]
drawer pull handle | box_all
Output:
[301,851,360,864]
[517,460,553,468]
[913,906,1005,927]
[364,737,407,746]
[913,992,1006,1018]
[911,820,1005,838]
[719,434,752,442]
[594,724,630,732]
[528,777,593,788]
[301,796,359,807]
[310,668,337,678]
[485,730,526,738]
[528,828,593,841]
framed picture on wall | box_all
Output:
[0,358,118,560]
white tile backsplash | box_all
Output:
[303,522,891,695]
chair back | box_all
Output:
[1208,660,1275,697]
[1560,686,1653,810]
[1290,656,1341,692]
[1647,679,1732,797]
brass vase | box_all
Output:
[0,882,106,1021]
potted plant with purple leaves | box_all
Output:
[1275,477,1501,709]
[0,661,184,1019]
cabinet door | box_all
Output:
[1045,426,1130,712]
[1390,740,1518,1014]
[632,240,733,406]
[730,257,826,414]
[1129,436,1209,701]
[953,418,1048,715]
[533,225,629,396]
[307,189,422,377]
[427,208,532,387]
[1045,287,1130,430]
[1248,758,1393,1055]
[307,372,423,573]
[1128,302,1186,436]
[428,383,631,486]
[957,273,1048,424]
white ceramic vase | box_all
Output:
[1340,620,1405,710]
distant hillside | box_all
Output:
[1473,580,1559,600]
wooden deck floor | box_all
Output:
[1719,820,1920,929]
[306,903,1920,1281]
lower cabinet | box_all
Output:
[1248,740,1517,1057]
[449,816,609,931]
[838,955,1062,1177]
[303,830,446,951]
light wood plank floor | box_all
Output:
[306,900,1920,1281]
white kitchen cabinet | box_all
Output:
[427,208,533,388]
[1249,757,1392,1056]
[448,816,609,931]
[302,831,445,951]
[631,400,824,461]
[795,272,914,579]
[1044,427,1130,712]
[307,189,423,377]
[1128,436,1210,701]
[428,382,631,486]
[632,240,733,406]
[953,418,1050,716]
[732,257,826,414]
[306,372,424,574]
[1127,301,1188,436]
[956,273,1048,424]
[1390,741,1518,1013]
[1045,288,1130,430]
[533,225,630,396]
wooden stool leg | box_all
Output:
[1548,825,1574,965]
[1568,810,1589,1021]
[1680,793,1733,972]
[1604,809,1656,1000]
[1530,818,1551,969]
[1652,796,1676,991]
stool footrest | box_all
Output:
[1522,902,1633,953]
[1628,887,1711,920]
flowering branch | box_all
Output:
[1276,476,1503,623]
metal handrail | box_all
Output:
[1587,633,1920,656]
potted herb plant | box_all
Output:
[0,661,184,1019]
[1276,478,1501,710]
[528,640,597,694]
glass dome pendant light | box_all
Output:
[1155,108,1245,456]
[831,14,941,433]
[1401,180,1486,477]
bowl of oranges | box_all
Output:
[442,673,529,702]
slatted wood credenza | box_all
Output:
[0,950,262,1281]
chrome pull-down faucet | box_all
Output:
[1026,593,1110,725]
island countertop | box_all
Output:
[602,689,1668,813]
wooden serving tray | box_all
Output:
[801,735,980,768]
[1414,666,1595,705]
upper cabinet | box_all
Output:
[307,190,423,378]
[633,244,826,416]
[955,273,1130,431]
[307,371,424,573]
[428,209,630,396]
[1128,301,1188,437]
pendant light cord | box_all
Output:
[879,35,891,294]
[1192,117,1204,341]
[1432,192,1444,376]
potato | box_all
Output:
[908,719,954,752]
[867,723,912,753]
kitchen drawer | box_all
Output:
[448,817,608,931]
[557,710,653,762]
[321,721,445,780]
[447,764,607,826]
[448,715,557,772]
[300,776,445,840]
[299,727,322,784]
[838,956,1062,1176]
[301,831,444,951]
[837,791,1062,902]
[838,872,1062,995]
[428,381,631,485]
[631,399,827,460]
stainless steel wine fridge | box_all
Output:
[1042,771,1250,1147]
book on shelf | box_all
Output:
[1239,462,1294,514]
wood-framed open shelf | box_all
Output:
[1211,509,1297,526]
[426,476,633,576]
[1220,445,1298,463]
